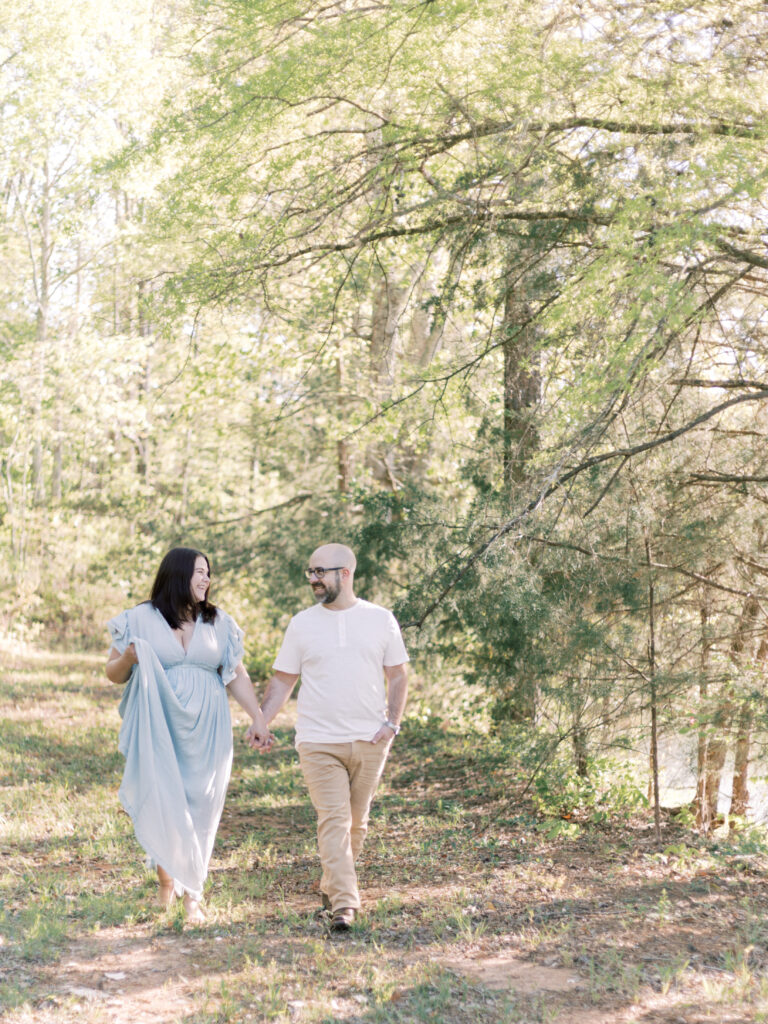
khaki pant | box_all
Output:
[298,740,391,912]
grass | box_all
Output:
[4,647,768,1022]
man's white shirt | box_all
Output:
[273,599,409,745]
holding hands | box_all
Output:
[245,708,275,753]
[227,665,274,752]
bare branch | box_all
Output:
[717,240,768,271]
[202,492,313,526]
[687,473,768,484]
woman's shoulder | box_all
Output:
[211,607,236,630]
[118,601,159,631]
[130,601,157,620]
[107,601,157,646]
[211,609,245,644]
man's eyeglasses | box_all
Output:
[304,566,345,580]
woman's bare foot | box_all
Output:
[183,893,206,925]
[157,865,176,908]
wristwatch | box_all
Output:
[384,719,400,735]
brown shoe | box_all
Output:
[330,907,356,932]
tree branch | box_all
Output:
[202,492,313,526]
[686,473,768,484]
[717,240,768,271]
[416,116,768,161]
[403,389,768,628]
[217,205,611,277]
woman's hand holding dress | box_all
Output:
[105,642,139,684]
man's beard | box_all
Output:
[312,577,341,604]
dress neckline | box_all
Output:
[155,606,199,655]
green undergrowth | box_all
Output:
[3,650,768,1023]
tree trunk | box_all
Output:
[695,583,734,832]
[177,428,192,529]
[703,737,727,827]
[573,723,588,778]
[728,596,762,825]
[695,592,714,829]
[730,706,752,820]
[336,350,350,493]
[364,248,416,490]
[645,536,661,846]
[734,632,768,817]
[51,404,63,504]
[370,274,408,395]
[32,160,52,507]
[501,280,540,492]
[408,251,463,368]
[138,339,153,486]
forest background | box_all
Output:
[3,0,768,833]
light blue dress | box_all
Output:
[107,602,244,900]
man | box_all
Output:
[258,542,409,932]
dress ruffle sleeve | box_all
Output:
[219,612,245,686]
[107,610,132,654]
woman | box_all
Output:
[105,547,271,923]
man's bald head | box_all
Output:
[310,543,356,574]
[306,543,357,608]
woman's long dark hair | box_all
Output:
[149,547,217,629]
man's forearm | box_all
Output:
[260,673,297,725]
[386,668,408,726]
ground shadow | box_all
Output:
[0,718,123,790]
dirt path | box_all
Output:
[40,923,606,1024]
